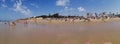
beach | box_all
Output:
[0,18,120,44]
[1,0,120,44]
[17,17,120,24]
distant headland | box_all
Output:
[10,12,119,25]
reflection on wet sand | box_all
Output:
[0,21,120,44]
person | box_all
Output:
[8,21,16,30]
[65,18,67,21]
[72,18,76,22]
[101,15,106,22]
[9,22,16,26]
[24,20,28,24]
[4,22,7,24]
[83,16,90,22]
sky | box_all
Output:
[0,0,120,20]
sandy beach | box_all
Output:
[1,0,120,44]
[0,18,120,44]
[17,17,120,25]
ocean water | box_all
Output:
[0,22,120,44]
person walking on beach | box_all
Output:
[83,17,90,22]
[9,22,16,30]
[72,18,76,22]
[24,20,28,24]
[101,12,107,22]
[9,22,16,26]
[101,15,105,22]
[83,13,91,22]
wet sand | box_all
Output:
[0,21,120,44]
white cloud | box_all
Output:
[64,6,74,11]
[60,6,75,12]
[13,0,31,16]
[56,0,70,6]
[77,7,85,12]
[30,3,39,8]
[60,6,86,13]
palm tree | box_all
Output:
[86,13,90,18]
[52,13,59,18]
[95,13,98,17]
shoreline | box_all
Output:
[15,18,120,25]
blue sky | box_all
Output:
[0,0,120,20]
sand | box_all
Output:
[0,18,120,44]
[17,18,119,25]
